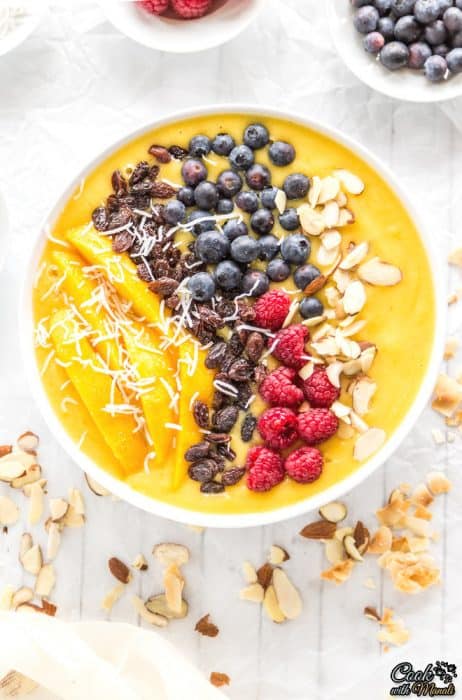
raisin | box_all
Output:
[193,400,210,429]
[184,443,210,462]
[111,169,128,196]
[152,259,170,278]
[221,468,245,487]
[212,391,226,411]
[149,165,160,181]
[148,277,179,297]
[112,231,134,253]
[92,206,108,231]
[169,145,189,160]
[188,460,218,483]
[228,331,245,356]
[217,443,236,462]
[108,207,132,229]
[228,358,253,383]
[136,262,153,282]
[164,294,180,310]
[213,406,239,433]
[106,194,120,212]
[241,414,257,442]
[245,332,265,363]
[197,306,225,331]
[131,179,153,195]
[254,365,268,386]
[151,181,177,199]
[200,481,225,494]
[129,161,150,186]
[148,144,172,163]
[205,342,227,370]
[151,204,165,224]
[237,383,253,410]
[238,301,256,324]
[205,433,231,445]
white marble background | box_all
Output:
[0,1,461,698]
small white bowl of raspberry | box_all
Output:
[99,0,264,54]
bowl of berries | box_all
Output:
[99,0,263,54]
[328,0,462,102]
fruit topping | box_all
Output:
[297,408,339,445]
[257,407,298,450]
[254,290,291,331]
[302,369,340,408]
[284,447,323,484]
[260,367,305,409]
[272,324,309,370]
[246,446,285,493]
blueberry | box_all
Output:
[216,170,243,198]
[212,133,235,156]
[223,219,248,241]
[281,234,311,265]
[374,0,392,15]
[377,16,396,39]
[364,31,386,52]
[188,210,215,235]
[300,297,324,320]
[181,159,208,187]
[457,0,462,9]
[408,41,433,67]
[453,30,462,46]
[193,181,219,211]
[258,235,280,261]
[243,123,270,149]
[188,135,211,158]
[187,272,215,302]
[229,145,255,171]
[424,20,447,45]
[414,0,443,24]
[163,199,186,225]
[447,47,462,72]
[279,208,300,231]
[177,186,195,207]
[395,15,422,43]
[215,260,243,291]
[424,53,448,80]
[433,42,450,55]
[444,7,462,33]
[261,186,279,209]
[250,208,275,235]
[246,163,272,191]
[380,41,410,69]
[267,258,291,282]
[283,173,310,200]
[241,270,269,297]
[351,0,372,6]
[390,0,415,16]
[353,5,379,33]
[235,190,259,214]
[216,198,234,214]
[268,141,296,167]
[230,235,260,263]
[438,0,453,12]
[195,231,230,264]
[293,264,321,290]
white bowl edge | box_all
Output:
[19,103,447,529]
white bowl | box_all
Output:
[327,0,462,103]
[0,190,9,271]
[99,0,264,54]
[0,1,46,58]
[20,105,446,528]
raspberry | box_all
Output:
[272,324,309,370]
[302,368,340,408]
[284,446,323,484]
[254,290,291,331]
[259,367,304,409]
[171,0,211,18]
[137,0,169,14]
[246,446,285,493]
[257,407,298,450]
[297,408,339,445]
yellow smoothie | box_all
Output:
[33,113,435,515]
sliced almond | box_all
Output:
[0,671,38,696]
[343,534,364,562]
[336,191,348,207]
[323,201,340,228]
[334,169,365,195]
[368,526,393,554]
[0,459,26,482]
[334,526,354,542]
[317,244,340,267]
[364,605,381,622]
[0,495,19,526]
[360,346,377,373]
[131,595,168,627]
[272,568,302,620]
[49,498,68,522]
[331,401,351,421]
[85,473,111,497]
[298,362,315,381]
[153,542,189,568]
[298,203,325,236]
[69,488,85,516]
[19,532,32,559]
[147,593,188,620]
[21,543,42,575]
[337,422,355,439]
[448,247,462,267]
[326,361,343,388]
[164,564,184,615]
[354,428,386,461]
[282,300,300,328]
[340,241,369,270]
[240,582,264,603]
[12,587,34,608]
[308,175,322,208]
[274,188,287,215]
[101,582,125,612]
[352,377,376,416]
[0,585,14,611]
[35,563,56,597]
[132,553,148,571]
[337,208,355,227]
[342,358,363,376]
[325,538,346,565]
[46,522,61,561]
[432,373,462,417]
[11,464,42,489]
[426,471,452,495]
[62,506,85,528]
[300,520,337,539]
[319,501,347,524]
[358,257,402,286]
[268,545,290,565]
[318,176,340,204]
[108,557,131,584]
[343,280,366,315]
[17,431,39,454]
[263,584,285,623]
[26,481,43,525]
[242,560,258,584]
[350,411,369,433]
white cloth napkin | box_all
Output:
[0,613,224,699]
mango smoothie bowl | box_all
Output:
[22,108,444,527]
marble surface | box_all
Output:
[0,1,461,698]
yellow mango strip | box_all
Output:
[52,250,122,371]
[121,321,177,466]
[49,309,147,476]
[66,225,174,339]
[172,338,215,490]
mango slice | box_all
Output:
[52,250,122,371]
[172,339,215,490]
[121,321,177,466]
[66,225,173,339]
[49,309,147,475]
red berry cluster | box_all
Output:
[138,0,212,18]
[246,290,341,493]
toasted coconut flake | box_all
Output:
[334,169,365,195]
[298,203,326,236]
[340,241,369,270]
[402,515,430,538]
[319,501,347,524]
[240,582,265,603]
[377,609,410,647]
[426,471,452,495]
[242,560,258,584]
[411,483,434,507]
[321,559,355,584]
[35,564,56,597]
[263,584,286,623]
[325,538,346,565]
[358,257,402,286]
[354,428,386,461]
[448,247,462,267]
[444,337,459,360]
[352,377,376,416]
[131,595,168,627]
[269,545,290,565]
[363,578,376,590]
[21,544,42,576]
[0,495,19,526]
[101,582,125,612]
[85,473,111,497]
[343,281,366,315]
[164,564,184,615]
[17,431,39,454]
[49,498,68,522]
[46,522,61,561]
[153,542,189,568]
[210,672,230,688]
[432,373,462,417]
[300,520,337,540]
[378,551,440,593]
[272,568,302,620]
[147,594,188,620]
[108,557,131,585]
[413,505,432,521]
[368,526,393,554]
[132,553,148,571]
[318,175,340,204]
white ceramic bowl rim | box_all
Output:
[20,104,446,529]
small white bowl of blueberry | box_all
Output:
[328,0,462,102]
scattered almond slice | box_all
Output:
[0,495,19,526]
[242,560,258,584]
[132,554,148,571]
[360,345,377,373]
[12,587,34,608]
[0,585,14,611]
[448,247,462,267]
[272,568,302,620]
[263,584,285,623]
[11,464,42,489]
[334,169,365,195]
[35,564,56,597]
[21,543,42,576]
[325,538,346,565]
[326,361,343,388]
[240,583,264,603]
[357,257,402,286]
[153,542,189,568]
[164,564,184,615]
[274,188,287,215]
[49,498,68,522]
[298,203,326,236]
[432,373,462,417]
[319,501,347,523]
[69,488,85,516]
[108,557,131,585]
[308,175,322,208]
[47,522,61,561]
[300,520,337,539]
[352,377,376,416]
[131,595,168,627]
[321,559,355,584]
[340,241,369,270]
[17,431,39,454]
[0,459,26,483]
[343,535,364,562]
[337,208,355,226]
[323,201,340,228]
[268,545,289,565]
[101,582,126,612]
[343,280,366,315]
[298,361,315,381]
[354,428,386,461]
[318,175,340,204]
[85,473,111,497]
[147,594,188,620]
[426,471,451,495]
